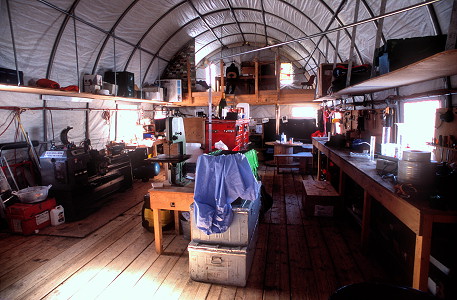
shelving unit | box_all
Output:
[315,49,457,101]
[0,84,168,104]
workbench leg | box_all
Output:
[338,169,345,196]
[153,209,163,254]
[412,217,432,291]
[174,210,180,235]
[361,190,372,251]
[317,151,322,180]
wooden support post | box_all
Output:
[152,208,163,254]
[187,58,193,103]
[412,216,433,291]
[254,58,259,100]
[338,168,345,196]
[220,59,225,92]
[361,190,372,251]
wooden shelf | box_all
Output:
[0,84,168,104]
[315,49,457,101]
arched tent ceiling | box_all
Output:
[0,0,453,87]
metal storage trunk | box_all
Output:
[188,224,258,287]
[190,196,260,246]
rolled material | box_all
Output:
[402,150,431,162]
[398,160,435,186]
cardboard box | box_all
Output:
[83,74,102,87]
[84,84,101,93]
[302,180,341,217]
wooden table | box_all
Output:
[148,184,194,254]
[312,137,457,291]
[265,141,305,164]
[274,152,313,174]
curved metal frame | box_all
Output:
[36,0,441,87]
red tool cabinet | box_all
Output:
[205,119,250,152]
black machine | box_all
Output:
[39,127,133,221]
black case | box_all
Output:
[0,67,24,85]
[104,71,134,97]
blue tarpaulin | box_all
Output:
[193,153,260,235]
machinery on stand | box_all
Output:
[39,127,133,221]
[147,117,191,186]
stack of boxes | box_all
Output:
[188,196,261,287]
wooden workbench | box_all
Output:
[148,184,194,254]
[312,137,457,291]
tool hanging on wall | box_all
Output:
[15,112,41,169]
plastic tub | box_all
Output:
[12,185,52,203]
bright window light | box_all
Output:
[402,100,440,151]
[280,63,293,85]
[291,106,316,118]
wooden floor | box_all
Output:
[0,165,402,300]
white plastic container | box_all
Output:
[50,205,65,226]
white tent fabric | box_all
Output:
[1,0,453,86]
[0,0,455,157]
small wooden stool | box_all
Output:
[302,180,341,217]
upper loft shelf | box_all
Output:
[0,84,167,104]
[315,49,457,101]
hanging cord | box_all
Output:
[0,111,17,137]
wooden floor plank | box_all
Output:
[129,236,189,298]
[151,249,192,300]
[287,224,318,299]
[0,236,76,291]
[263,223,290,300]
[59,224,154,300]
[0,163,403,300]
[303,218,338,300]
[95,233,175,300]
[283,172,302,225]
[319,218,365,287]
[0,214,139,300]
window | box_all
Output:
[291,106,316,119]
[402,100,440,151]
[280,63,293,85]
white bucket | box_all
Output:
[50,205,65,226]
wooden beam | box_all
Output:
[220,59,225,93]
[181,89,316,106]
[186,58,192,103]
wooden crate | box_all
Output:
[302,180,341,217]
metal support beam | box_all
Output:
[217,0,442,61]
[346,0,360,88]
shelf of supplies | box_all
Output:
[314,49,457,101]
[0,84,168,104]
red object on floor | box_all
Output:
[6,198,56,235]
[36,78,60,89]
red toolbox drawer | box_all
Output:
[6,198,56,235]
[6,198,56,219]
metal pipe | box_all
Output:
[73,16,80,92]
[215,0,442,62]
[345,0,360,88]
[5,0,20,86]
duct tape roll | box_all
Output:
[402,150,431,162]
[398,160,435,186]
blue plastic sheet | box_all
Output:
[193,153,260,235]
